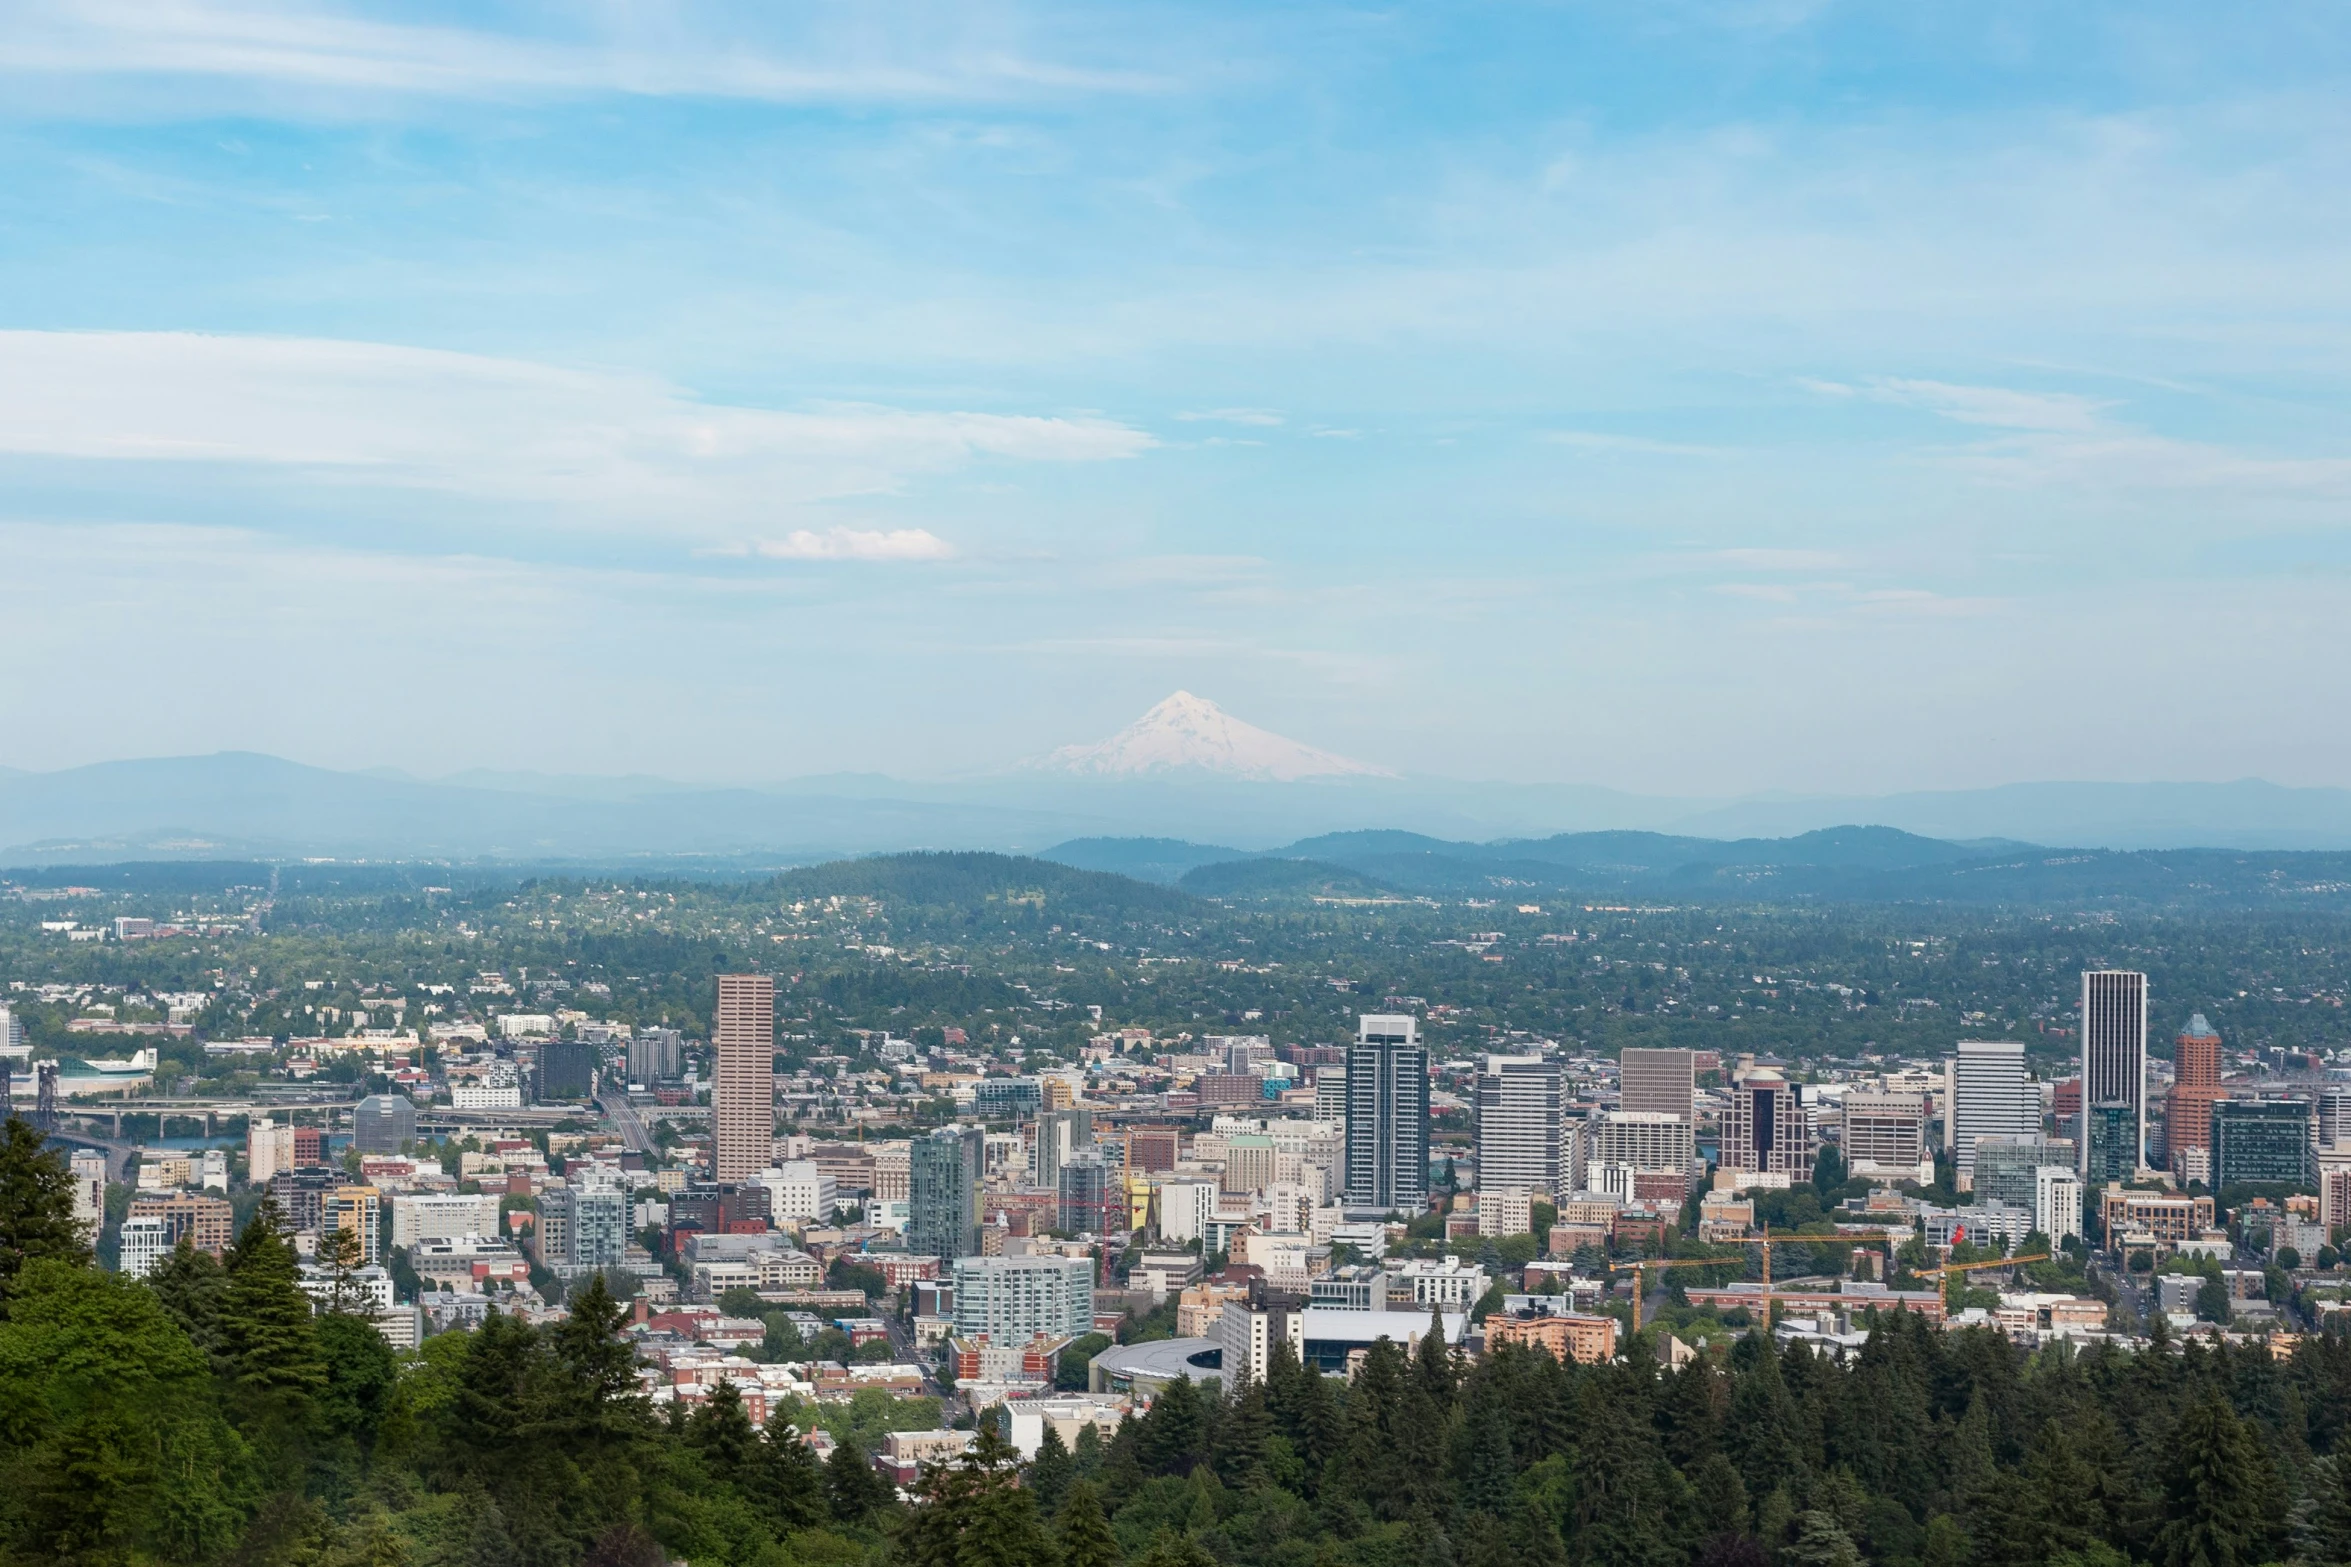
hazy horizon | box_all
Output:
[5,4,2348,794]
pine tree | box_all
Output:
[550,1271,639,1443]
[1031,1421,1077,1513]
[215,1203,326,1422]
[2154,1394,2281,1567]
[1453,1380,1515,1520]
[686,1377,757,1482]
[444,1307,536,1474]
[1102,1411,1146,1507]
[146,1234,227,1359]
[1140,1375,1206,1477]
[0,1116,90,1307]
[749,1406,828,1533]
[1058,1481,1122,1567]
[1072,1420,1106,1479]
[1214,1376,1271,1490]
[827,1433,895,1523]
[1414,1308,1458,1404]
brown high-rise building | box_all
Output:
[1621,1048,1696,1122]
[2167,1013,2224,1161]
[713,974,776,1180]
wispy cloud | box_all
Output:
[1823,376,2113,433]
[1707,548,1850,571]
[0,0,1169,103]
[1175,408,1286,426]
[756,527,954,562]
[1541,430,1731,457]
[0,331,1154,535]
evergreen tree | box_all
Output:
[550,1271,640,1444]
[1414,1309,1459,1404]
[1140,1375,1206,1477]
[1569,1379,1677,1567]
[1102,1411,1147,1507]
[1058,1481,1122,1567]
[1453,1377,1516,1520]
[2154,1394,2281,1567]
[0,1117,91,1306]
[1031,1421,1077,1513]
[686,1377,757,1482]
[215,1203,326,1425]
[1072,1420,1106,1480]
[146,1234,227,1358]
[827,1433,895,1523]
[1215,1375,1271,1489]
[316,1309,399,1448]
[748,1407,828,1534]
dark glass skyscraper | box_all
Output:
[2211,1099,2315,1190]
[908,1126,984,1260]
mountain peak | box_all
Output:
[1038,691,1395,782]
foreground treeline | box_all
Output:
[7,1122,2351,1567]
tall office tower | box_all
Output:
[1057,1150,1123,1237]
[628,1027,684,1083]
[1032,1108,1094,1191]
[533,1040,598,1103]
[2212,1099,2316,1190]
[1344,1013,1429,1214]
[2323,1087,2351,1151]
[713,974,776,1181]
[1944,1041,2041,1189]
[1475,1054,1564,1197]
[1839,1093,1931,1182]
[909,1126,984,1260]
[1620,1049,1697,1122]
[1313,1069,1348,1127]
[1719,1067,1813,1181]
[2080,971,2149,1178]
[2168,1014,2225,1166]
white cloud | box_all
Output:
[0,0,1166,103]
[757,527,954,562]
[0,330,1154,535]
[1862,378,2113,433]
[1174,408,1285,426]
[1542,430,1729,456]
[1707,548,1849,570]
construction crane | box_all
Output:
[1917,1252,2049,1306]
[1609,1229,1778,1333]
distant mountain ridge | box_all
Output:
[9,748,2351,865]
[1044,827,2351,911]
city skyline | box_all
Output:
[2,4,2349,793]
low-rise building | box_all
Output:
[1485,1310,1619,1364]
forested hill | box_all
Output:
[1050,828,2351,911]
[4,1118,2348,1567]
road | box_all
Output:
[598,1091,659,1156]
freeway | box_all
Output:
[599,1090,659,1156]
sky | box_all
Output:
[2,1,2348,794]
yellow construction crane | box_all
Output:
[1608,1229,1777,1333]
[1917,1252,2049,1306]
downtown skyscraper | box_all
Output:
[712,973,775,1181]
[1344,1013,1428,1215]
[1475,1054,1563,1197]
[2080,970,2149,1182]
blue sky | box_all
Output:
[2,1,2347,792]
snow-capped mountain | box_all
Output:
[1038,691,1396,782]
